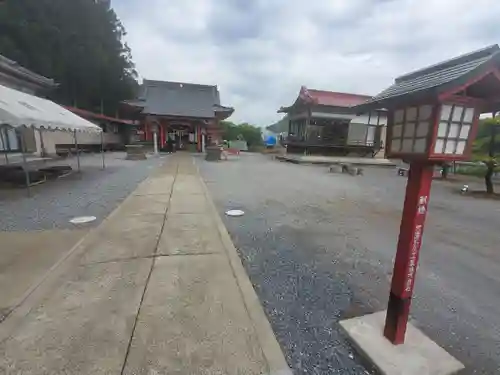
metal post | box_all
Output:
[153,131,159,155]
[39,128,46,157]
[0,127,8,164]
[101,131,106,169]
[101,131,105,169]
[383,162,433,344]
[20,130,31,196]
[74,130,81,173]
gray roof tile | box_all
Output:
[356,45,500,112]
[0,54,57,88]
[138,80,226,118]
[375,55,492,100]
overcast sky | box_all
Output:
[113,0,500,126]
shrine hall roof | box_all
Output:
[303,89,371,107]
[356,44,500,113]
[129,80,233,119]
[278,86,372,113]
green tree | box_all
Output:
[473,117,500,194]
[219,121,240,141]
[0,0,137,115]
[237,123,262,148]
[220,121,262,148]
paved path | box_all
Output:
[0,154,289,375]
[0,229,88,321]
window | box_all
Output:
[366,125,376,144]
[390,105,432,153]
[433,105,474,155]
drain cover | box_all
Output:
[69,216,97,224]
[225,209,244,217]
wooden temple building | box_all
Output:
[0,54,56,96]
[279,86,387,156]
[124,80,234,152]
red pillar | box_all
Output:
[160,121,165,148]
[144,120,149,141]
[384,162,433,345]
[197,125,202,152]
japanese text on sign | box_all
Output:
[405,224,422,292]
[417,195,428,215]
[404,195,428,293]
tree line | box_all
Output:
[219,121,263,149]
[0,0,137,116]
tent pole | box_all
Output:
[0,127,8,164]
[39,128,46,157]
[101,131,105,169]
[74,130,81,173]
[20,130,31,197]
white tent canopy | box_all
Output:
[0,84,102,133]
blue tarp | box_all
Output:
[265,135,277,146]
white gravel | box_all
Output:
[198,153,500,375]
[0,152,165,231]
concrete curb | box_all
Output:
[275,155,397,167]
[196,160,293,375]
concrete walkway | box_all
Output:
[0,154,289,375]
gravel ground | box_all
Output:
[0,152,166,231]
[197,153,500,375]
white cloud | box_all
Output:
[113,0,500,126]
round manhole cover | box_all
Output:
[225,209,245,217]
[69,216,97,224]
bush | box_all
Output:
[456,164,500,177]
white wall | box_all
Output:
[39,130,120,155]
[347,112,388,155]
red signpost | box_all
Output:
[353,45,500,346]
[384,162,433,344]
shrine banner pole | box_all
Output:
[101,131,105,170]
[384,162,433,345]
[153,131,158,155]
[74,130,81,173]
